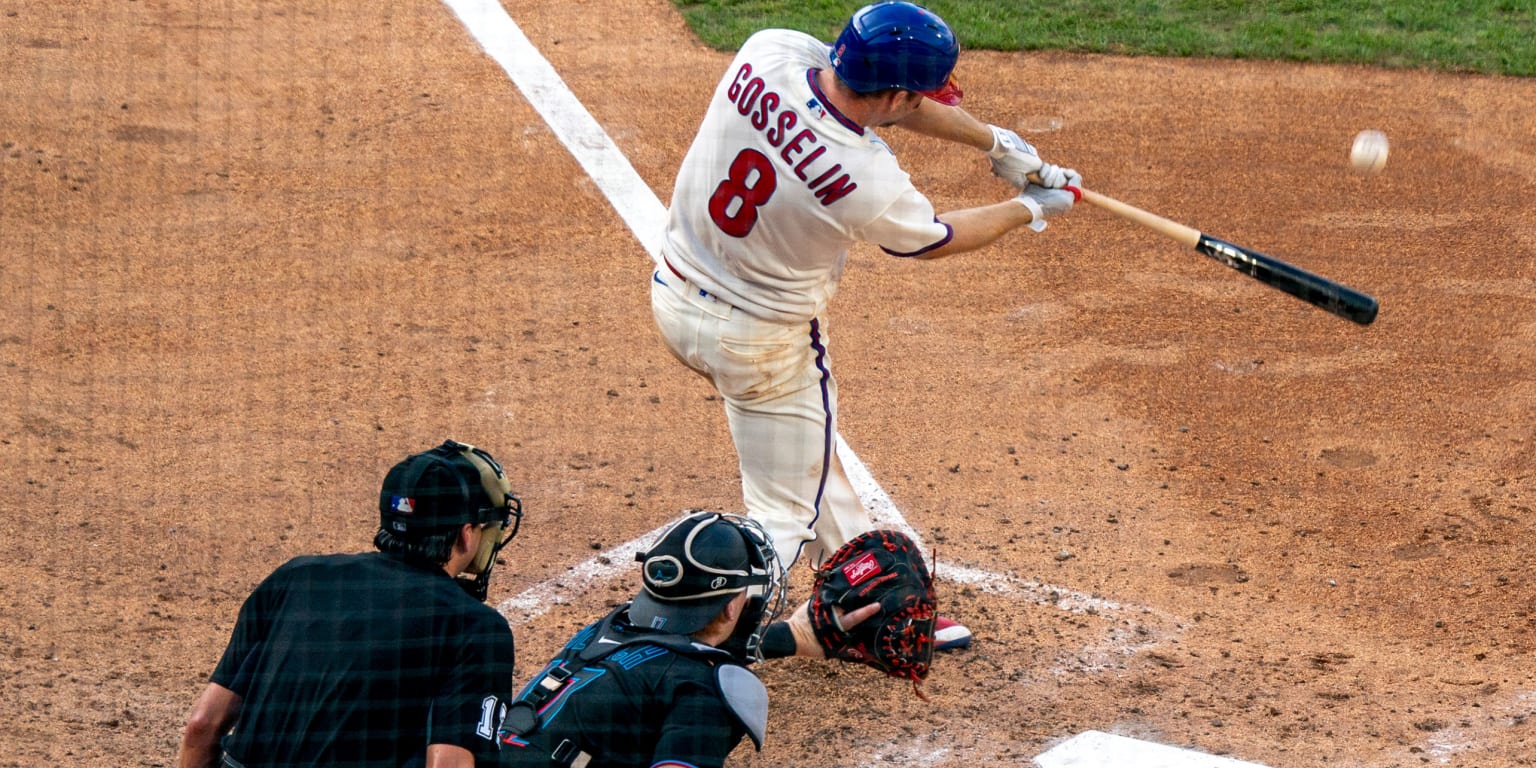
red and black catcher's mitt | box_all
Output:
[809,529,936,693]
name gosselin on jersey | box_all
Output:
[722,62,856,208]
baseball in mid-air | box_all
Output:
[1350,129,1389,174]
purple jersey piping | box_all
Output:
[881,219,954,257]
[805,69,864,135]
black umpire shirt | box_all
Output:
[211,551,515,767]
[500,609,753,768]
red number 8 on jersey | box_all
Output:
[708,149,778,238]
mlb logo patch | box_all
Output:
[840,552,881,586]
[392,496,415,514]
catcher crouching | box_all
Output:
[499,514,936,767]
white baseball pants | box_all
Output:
[650,265,871,570]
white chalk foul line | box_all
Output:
[496,518,663,621]
[441,0,666,261]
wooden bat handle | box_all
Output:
[1076,187,1200,249]
[1025,172,1199,249]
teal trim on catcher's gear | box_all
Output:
[499,604,767,768]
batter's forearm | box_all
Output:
[921,201,1039,259]
[896,100,994,151]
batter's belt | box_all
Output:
[660,257,734,317]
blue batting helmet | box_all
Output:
[830,1,962,105]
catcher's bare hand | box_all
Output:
[784,599,881,658]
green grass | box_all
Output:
[671,0,1536,76]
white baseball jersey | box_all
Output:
[661,29,952,324]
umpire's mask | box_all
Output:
[379,439,523,601]
[455,442,523,601]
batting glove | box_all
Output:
[1013,183,1080,232]
[1036,163,1082,190]
[987,124,1042,189]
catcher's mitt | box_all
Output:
[809,529,936,695]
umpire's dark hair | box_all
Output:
[374,526,459,566]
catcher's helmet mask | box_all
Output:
[830,1,962,106]
[630,512,786,654]
[377,439,524,600]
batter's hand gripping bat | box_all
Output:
[1066,184,1379,325]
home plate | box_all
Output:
[1034,731,1272,767]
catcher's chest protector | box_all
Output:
[500,607,767,760]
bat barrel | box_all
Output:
[1196,235,1378,325]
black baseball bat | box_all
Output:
[1078,186,1378,325]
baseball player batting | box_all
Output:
[649,0,1081,651]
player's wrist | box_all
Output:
[986,124,1009,158]
[786,600,829,658]
[1011,195,1049,233]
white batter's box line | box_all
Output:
[495,516,679,622]
[1410,686,1536,762]
[839,433,1162,620]
[938,560,1178,678]
[441,0,667,261]
[496,509,1173,643]
[940,561,1135,616]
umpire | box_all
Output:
[177,439,526,768]
[498,511,875,768]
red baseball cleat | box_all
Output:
[935,616,972,650]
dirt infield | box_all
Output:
[3,1,1535,766]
